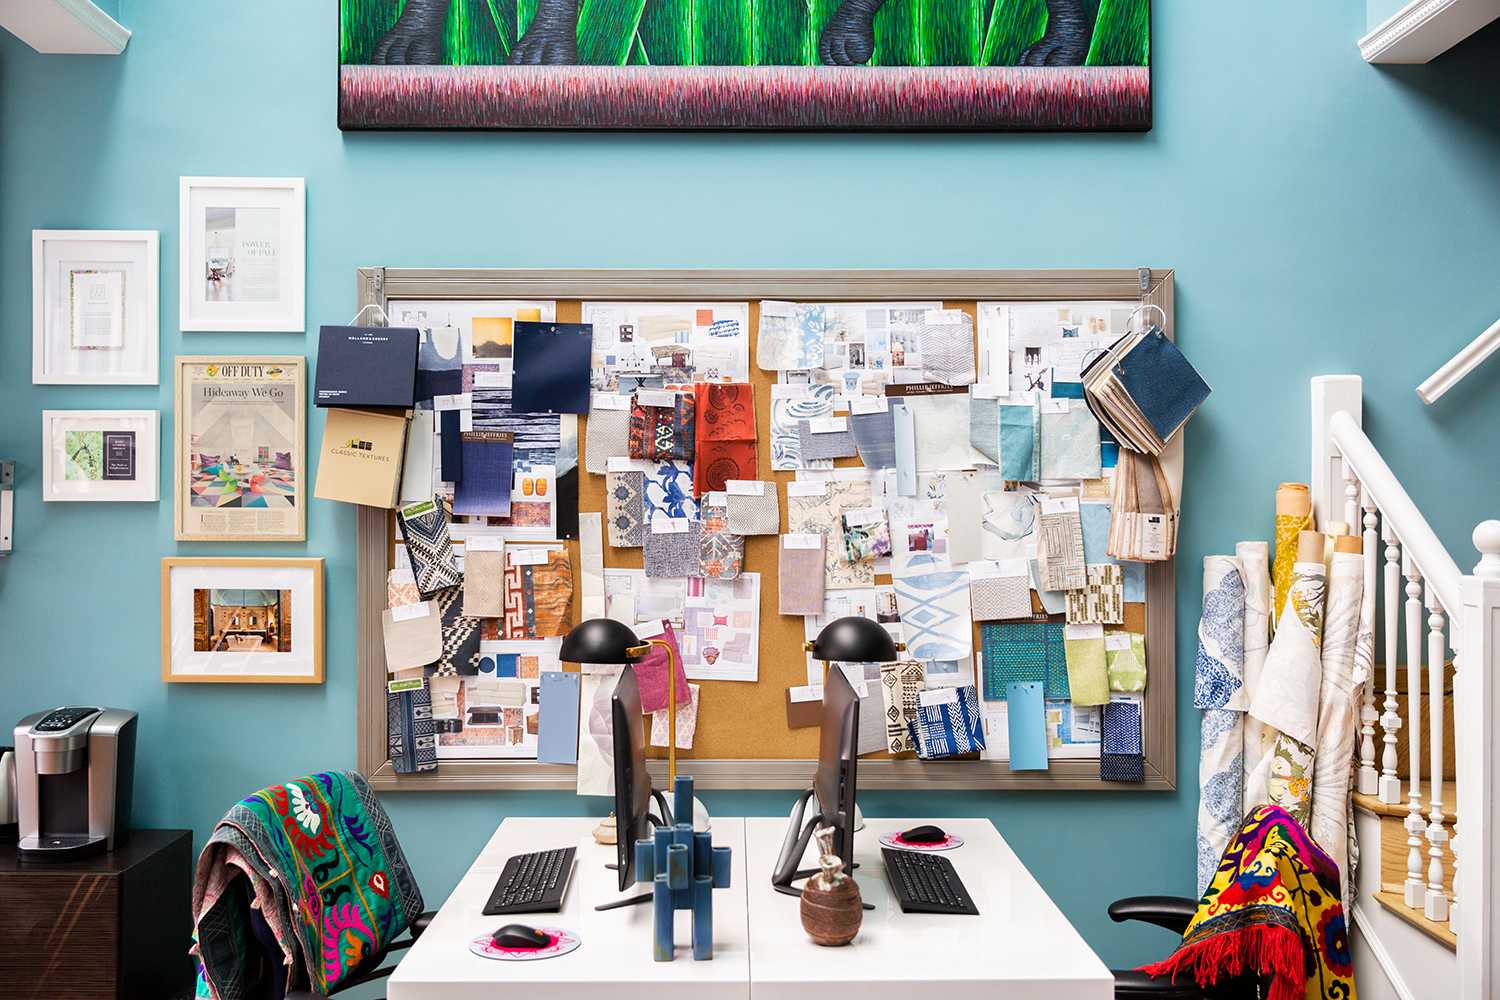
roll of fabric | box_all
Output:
[1194,556,1247,895]
[1346,531,1377,906]
[1236,541,1275,799]
[1248,533,1327,827]
[1272,483,1311,629]
[1311,543,1364,906]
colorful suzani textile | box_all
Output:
[1141,805,1355,1000]
[192,771,424,1000]
[629,391,696,462]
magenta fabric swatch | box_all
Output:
[633,621,692,715]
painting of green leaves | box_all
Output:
[339,0,1151,129]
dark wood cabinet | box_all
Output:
[0,829,194,1000]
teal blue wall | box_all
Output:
[3,1,1499,972]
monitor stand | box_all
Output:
[595,789,674,912]
[770,788,874,910]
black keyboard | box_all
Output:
[483,847,577,916]
[882,847,979,915]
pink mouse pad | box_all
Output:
[469,927,581,962]
[879,831,965,852]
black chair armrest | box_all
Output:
[1108,895,1200,935]
[1110,968,1207,999]
[410,910,436,939]
[284,993,324,1000]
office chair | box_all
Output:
[1108,896,1263,999]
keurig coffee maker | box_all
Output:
[13,707,136,862]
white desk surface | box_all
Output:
[744,816,1114,1000]
[387,816,751,1000]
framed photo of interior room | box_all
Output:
[338,0,1152,131]
[352,266,1178,793]
[161,557,325,684]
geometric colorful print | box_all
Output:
[190,460,296,508]
[698,501,743,580]
[629,391,696,463]
[1141,805,1355,1000]
[606,469,646,548]
[501,549,575,640]
[192,771,424,1000]
[397,499,462,596]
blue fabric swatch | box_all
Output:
[999,403,1039,481]
[453,431,513,517]
[851,408,897,468]
[439,408,463,483]
[1005,682,1048,771]
[1112,328,1211,442]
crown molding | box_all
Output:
[1359,0,1500,63]
[0,0,130,55]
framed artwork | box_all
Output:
[173,356,306,542]
[338,0,1150,131]
[32,230,159,385]
[179,177,306,332]
[41,410,159,502]
[161,557,325,684]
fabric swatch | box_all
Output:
[999,402,1039,481]
[1039,498,1087,592]
[1238,541,1275,815]
[1080,500,1146,603]
[433,585,482,677]
[584,405,631,475]
[892,399,917,495]
[651,682,701,750]
[644,521,704,579]
[693,383,757,496]
[757,301,824,371]
[970,574,1033,621]
[1066,563,1124,625]
[918,310,977,386]
[906,391,989,472]
[387,568,421,610]
[388,683,437,774]
[634,621,692,715]
[605,469,645,547]
[969,394,1000,465]
[643,460,698,531]
[698,501,744,580]
[724,485,779,535]
[438,408,463,482]
[1195,556,1248,892]
[1039,399,1102,480]
[397,498,463,596]
[788,480,875,591]
[909,686,985,759]
[1101,697,1145,784]
[778,535,826,615]
[797,419,858,461]
[840,507,891,564]
[943,472,992,565]
[879,660,925,755]
[771,384,835,471]
[893,570,973,661]
[453,431,514,517]
[1311,549,1365,907]
[1063,623,1109,707]
[502,550,575,640]
[850,406,897,469]
[399,409,435,505]
[415,325,463,403]
[512,321,592,414]
[1106,632,1148,692]
[629,391,696,462]
[462,546,507,617]
[382,603,442,671]
[981,620,1068,701]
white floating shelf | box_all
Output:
[1360,0,1500,63]
[0,0,129,55]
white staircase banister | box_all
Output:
[1329,410,1463,615]
[1418,315,1500,405]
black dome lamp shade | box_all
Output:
[805,615,901,663]
[559,618,651,664]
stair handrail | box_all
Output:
[1329,410,1463,616]
[1417,316,1500,405]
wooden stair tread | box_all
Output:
[1372,889,1456,951]
[1352,791,1459,824]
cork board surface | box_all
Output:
[399,299,1149,764]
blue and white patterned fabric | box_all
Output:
[643,460,698,531]
[893,570,974,661]
[1196,556,1247,894]
[1101,696,1145,783]
[908,685,985,760]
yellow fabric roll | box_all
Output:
[1272,483,1311,629]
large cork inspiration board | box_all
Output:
[357,269,1179,792]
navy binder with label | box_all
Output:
[315,325,420,408]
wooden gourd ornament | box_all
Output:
[799,825,863,946]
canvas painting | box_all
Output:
[339,0,1151,130]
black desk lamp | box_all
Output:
[804,614,901,664]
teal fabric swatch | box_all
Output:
[999,402,1039,481]
[969,395,1000,465]
[980,620,1069,702]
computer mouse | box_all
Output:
[492,924,551,950]
[900,824,947,844]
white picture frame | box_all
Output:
[41,409,159,503]
[32,230,159,385]
[179,177,305,332]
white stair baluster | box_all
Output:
[1358,488,1379,795]
[1379,523,1403,804]
[1424,589,1450,921]
[1403,552,1426,908]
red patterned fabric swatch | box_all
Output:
[629,391,697,462]
[694,382,757,496]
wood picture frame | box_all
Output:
[354,267,1178,792]
[161,557,325,684]
[32,229,159,385]
[173,356,306,542]
[178,177,306,333]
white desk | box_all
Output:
[387,817,751,1000]
[745,817,1113,1000]
[390,816,1112,1000]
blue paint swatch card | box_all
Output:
[538,671,581,765]
[1005,681,1048,771]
